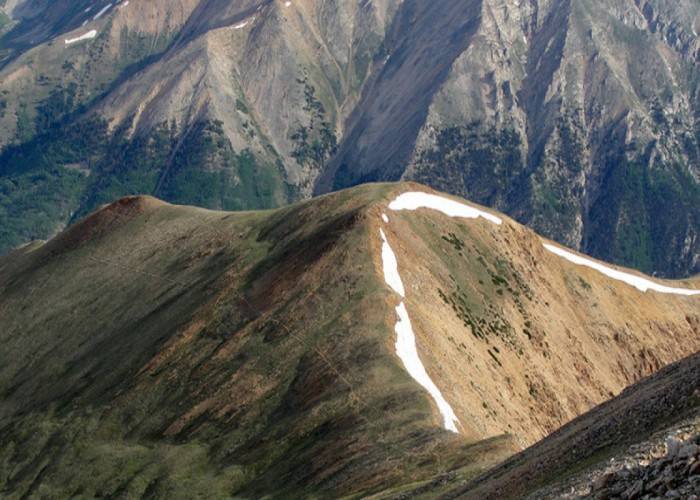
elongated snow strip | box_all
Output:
[389,191,698,296]
[93,3,112,20]
[65,30,97,45]
[389,192,502,225]
[380,228,460,433]
[234,18,253,29]
[380,228,405,297]
[394,303,460,432]
[543,244,700,296]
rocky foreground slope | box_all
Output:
[453,353,700,499]
[1,0,699,277]
[382,350,700,499]
[0,182,698,497]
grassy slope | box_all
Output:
[0,181,698,498]
[0,183,513,499]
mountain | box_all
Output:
[1,182,698,497]
[323,0,700,279]
[1,0,699,277]
[0,0,395,252]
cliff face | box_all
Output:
[325,0,700,278]
[1,0,699,277]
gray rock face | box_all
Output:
[323,0,700,278]
[587,433,700,500]
[0,0,699,277]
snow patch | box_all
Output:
[380,229,404,297]
[389,192,502,225]
[543,243,700,296]
[65,30,97,45]
[93,3,112,20]
[233,18,253,29]
[394,303,460,432]
[382,213,389,223]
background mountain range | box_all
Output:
[0,0,699,279]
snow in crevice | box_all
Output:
[380,228,405,297]
[65,30,97,45]
[233,18,254,29]
[380,227,459,433]
[543,243,700,296]
[380,189,697,434]
[93,3,112,20]
[389,191,502,225]
[394,302,460,432]
[387,190,698,297]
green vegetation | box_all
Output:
[412,112,699,278]
[0,112,108,251]
[34,82,79,131]
[1,114,109,178]
[0,168,87,251]
[77,120,176,213]
[117,27,173,69]
[438,286,488,340]
[434,225,536,350]
[412,123,523,207]
[557,112,586,175]
[0,184,493,498]
[158,120,289,211]
[442,232,465,251]
[437,281,517,344]
[0,10,10,32]
[290,78,337,177]
[528,111,587,242]
[488,348,503,367]
[0,102,290,253]
[235,98,249,114]
[587,155,700,276]
[14,102,33,143]
[578,277,592,291]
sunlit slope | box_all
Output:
[449,351,700,499]
[0,182,698,497]
[376,185,699,449]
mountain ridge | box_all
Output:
[1,181,698,497]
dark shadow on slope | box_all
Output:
[314,0,484,194]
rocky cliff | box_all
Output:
[1,0,699,277]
